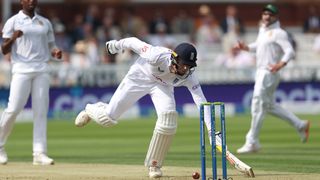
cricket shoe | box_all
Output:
[75,110,91,127]
[237,142,261,154]
[299,120,310,143]
[149,166,162,178]
[0,148,8,165]
[33,153,54,165]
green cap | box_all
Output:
[263,4,278,15]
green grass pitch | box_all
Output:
[5,114,320,174]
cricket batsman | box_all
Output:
[74,37,214,178]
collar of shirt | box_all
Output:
[17,10,40,21]
[262,20,280,30]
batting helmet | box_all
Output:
[173,43,197,67]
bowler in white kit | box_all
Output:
[0,0,62,165]
[75,37,212,178]
[234,4,310,154]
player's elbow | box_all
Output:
[289,49,295,59]
[284,48,295,60]
[1,45,10,55]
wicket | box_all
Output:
[200,102,227,180]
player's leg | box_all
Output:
[75,77,149,127]
[145,85,177,178]
[0,73,32,164]
[261,73,310,142]
[105,77,149,120]
[270,104,310,142]
[265,73,310,142]
[238,70,268,154]
[31,72,53,165]
[236,95,264,154]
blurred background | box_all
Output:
[1,0,320,121]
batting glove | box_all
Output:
[106,40,120,55]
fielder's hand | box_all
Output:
[12,30,23,40]
[268,61,287,73]
[51,48,62,59]
[1,30,23,55]
[106,40,120,55]
[234,40,249,51]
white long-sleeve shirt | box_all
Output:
[113,37,207,108]
[248,21,295,70]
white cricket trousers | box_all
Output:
[106,75,176,120]
[246,69,305,144]
[0,72,50,154]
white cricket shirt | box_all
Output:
[2,10,55,73]
[114,37,207,108]
[248,21,295,70]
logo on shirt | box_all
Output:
[173,78,179,84]
[141,45,149,53]
[158,67,164,72]
[152,74,167,84]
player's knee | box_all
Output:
[154,111,178,135]
[252,97,271,113]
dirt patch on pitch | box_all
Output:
[0,162,318,180]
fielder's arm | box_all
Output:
[1,30,23,54]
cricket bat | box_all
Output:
[215,133,255,177]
